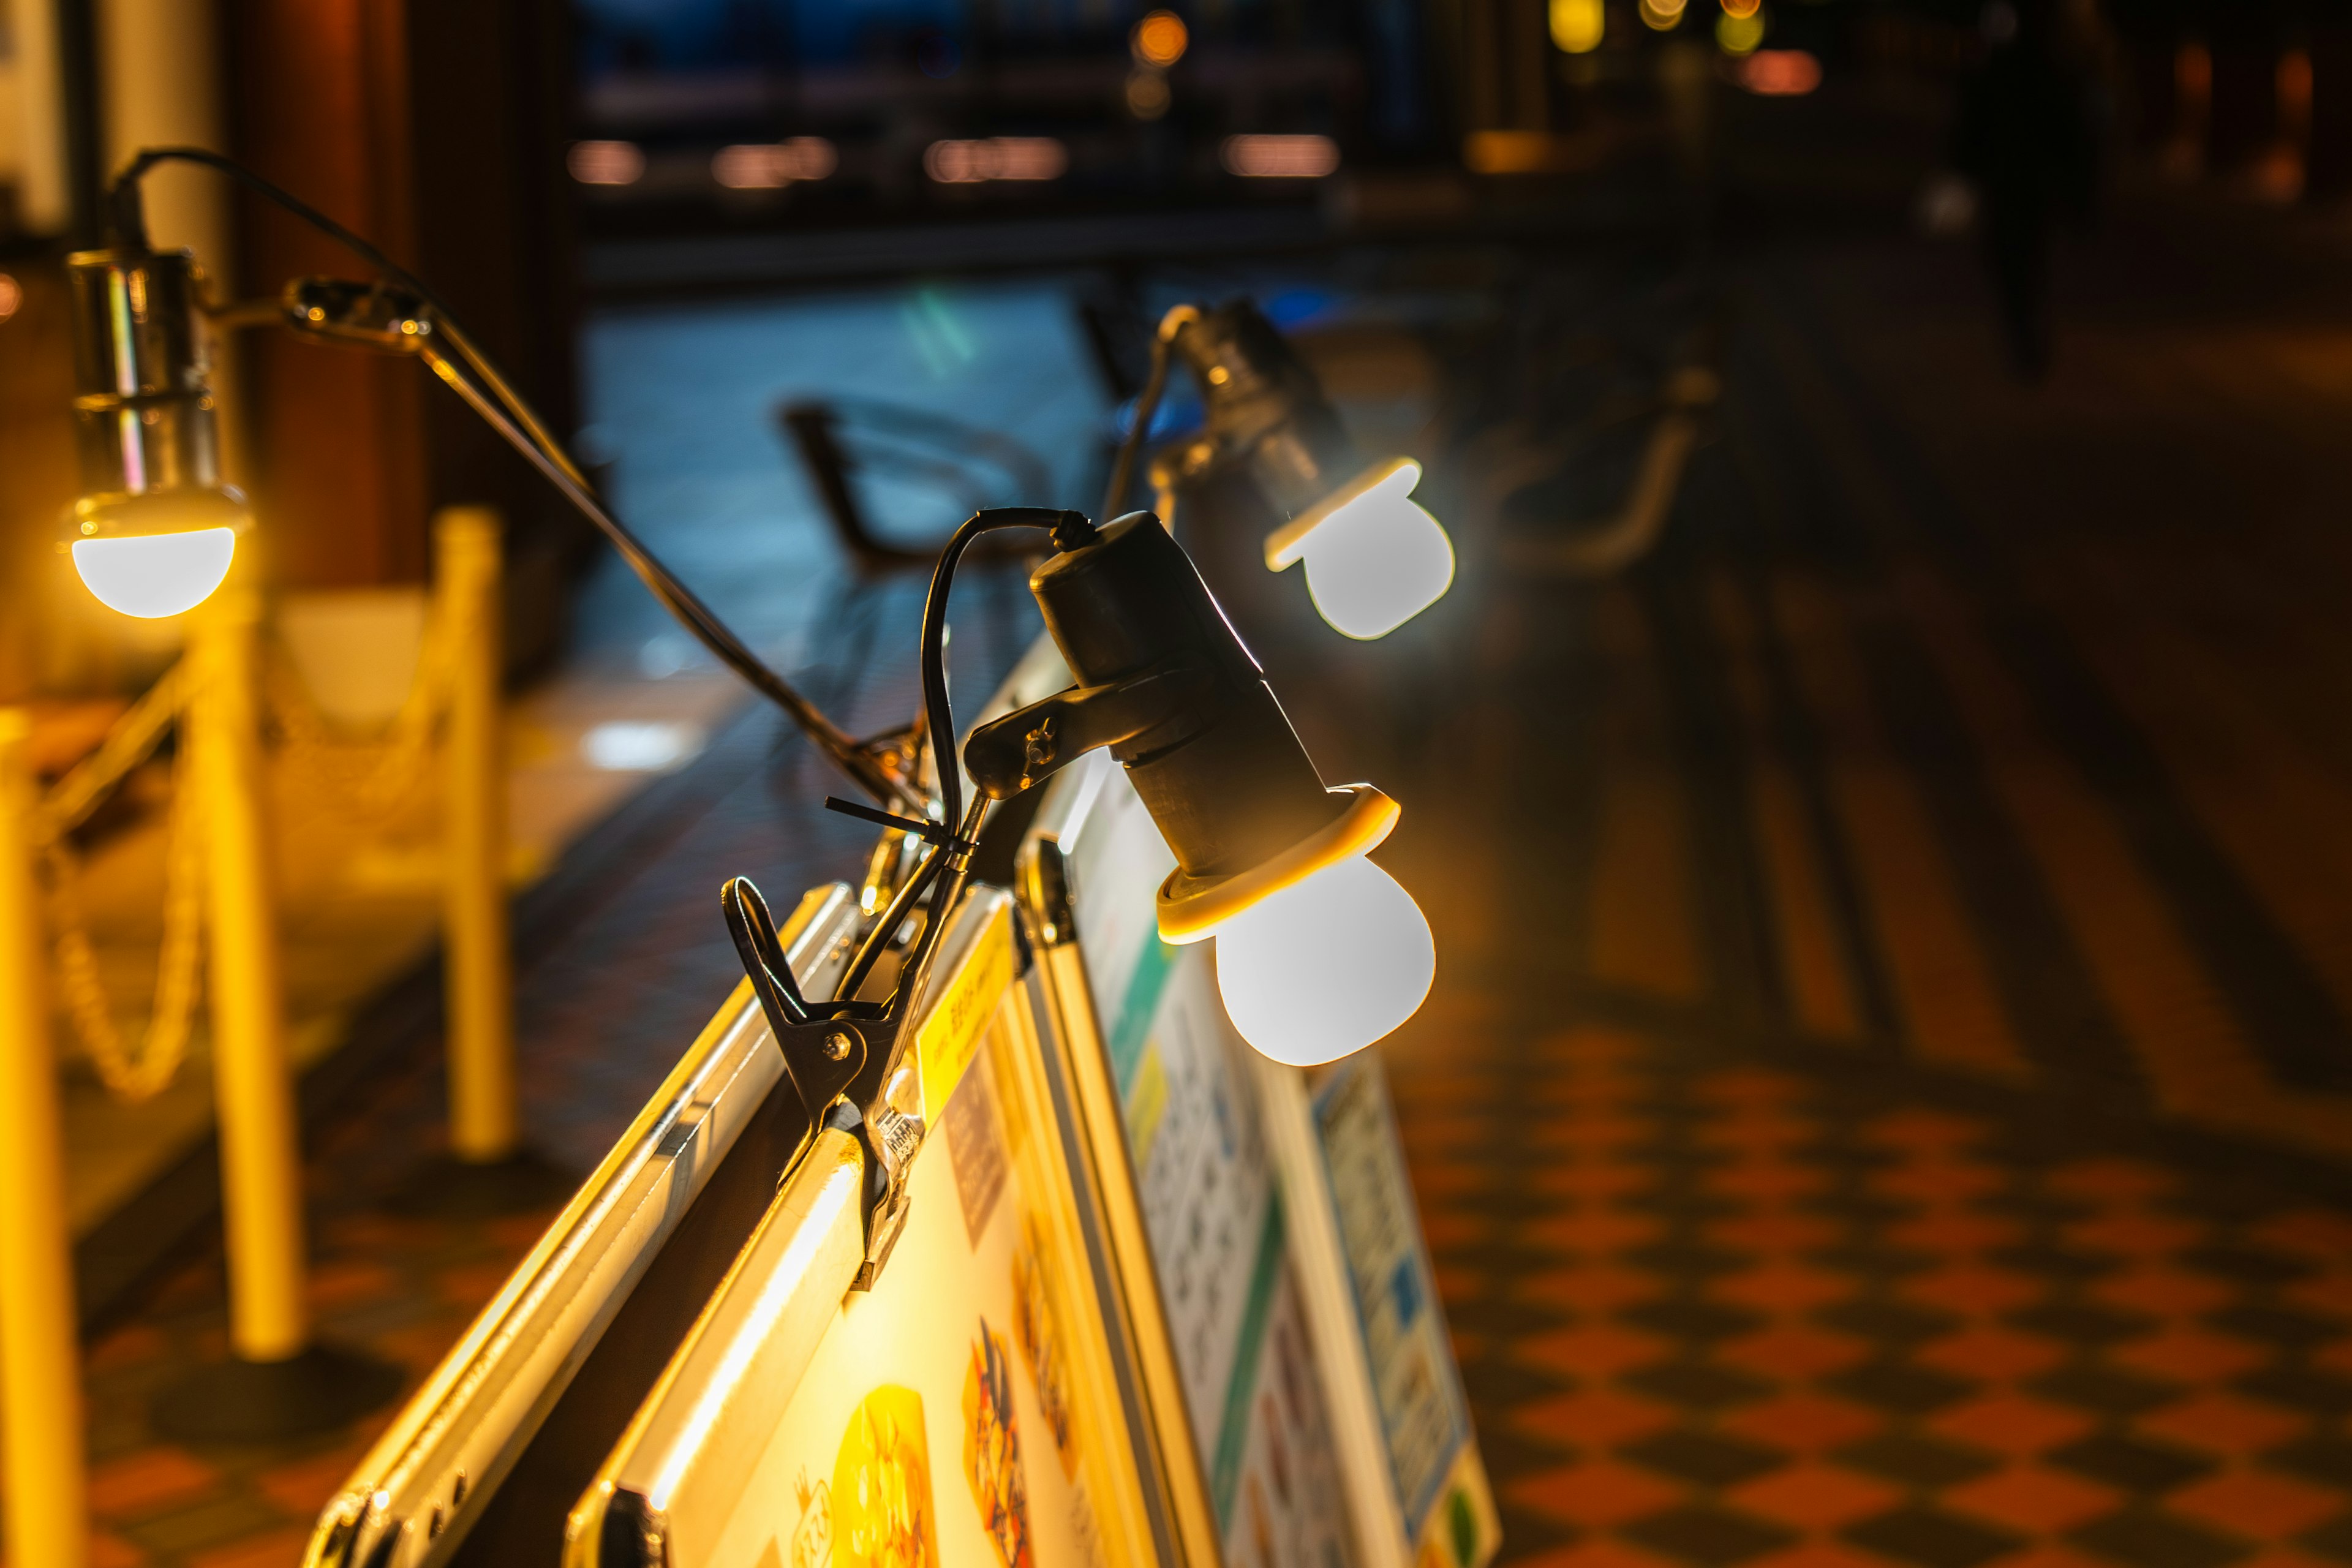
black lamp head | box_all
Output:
[1151,300,1456,642]
[1158,298,1362,518]
[965,511,1396,941]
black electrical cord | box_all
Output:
[417,345,909,805]
[918,508,1088,834]
[105,147,913,809]
[834,842,948,1005]
[110,147,453,323]
[832,505,1091,1006]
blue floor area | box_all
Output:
[571,277,1114,690]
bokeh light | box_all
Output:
[1131,10,1188,69]
[710,139,838,190]
[1220,134,1341,178]
[1126,69,1172,119]
[1550,0,1605,53]
[924,137,1069,184]
[1740,48,1822,94]
[567,140,646,186]
[1717,9,1765,53]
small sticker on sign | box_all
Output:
[918,903,1017,1118]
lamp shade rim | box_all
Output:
[69,485,252,540]
[1262,454,1422,570]
[1156,783,1399,943]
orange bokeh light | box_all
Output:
[1740,48,1821,95]
[1133,10,1189,68]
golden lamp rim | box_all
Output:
[68,486,254,541]
[1261,455,1422,571]
[1155,784,1400,943]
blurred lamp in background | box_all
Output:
[62,246,249,618]
[1155,300,1455,639]
[967,510,1436,1065]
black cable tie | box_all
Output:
[824,796,971,851]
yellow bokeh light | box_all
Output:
[1132,10,1188,69]
[1717,9,1765,51]
[1721,0,1760,18]
[1639,0,1687,31]
[1550,0,1605,53]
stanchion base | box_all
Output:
[153,1343,404,1443]
[385,1148,576,1219]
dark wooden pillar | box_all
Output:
[227,0,426,590]
[223,0,577,619]
[405,0,584,670]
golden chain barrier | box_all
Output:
[43,747,204,1101]
[29,582,463,1102]
[265,591,462,826]
[30,662,203,1102]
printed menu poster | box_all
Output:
[699,956,1132,1568]
[1309,1057,1488,1568]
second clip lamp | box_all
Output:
[1137,298,1457,641]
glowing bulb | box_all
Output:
[1278,460,1454,640]
[1210,856,1434,1066]
[72,527,238,618]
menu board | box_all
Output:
[1039,752,1495,1568]
[1313,1058,1469,1532]
[1268,1055,1496,1568]
[699,997,1113,1568]
[1049,758,1357,1568]
[570,894,1161,1568]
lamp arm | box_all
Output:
[1099,303,1201,519]
[415,343,913,808]
[963,664,1215,800]
[431,309,595,494]
[107,149,917,810]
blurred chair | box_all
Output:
[777,398,1051,574]
[772,398,1049,717]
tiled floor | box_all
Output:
[1387,1016,2352,1568]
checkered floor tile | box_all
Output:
[1384,1025,2352,1568]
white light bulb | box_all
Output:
[1296,461,1454,640]
[72,527,238,619]
[1211,854,1434,1066]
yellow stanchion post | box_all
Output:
[191,586,306,1361]
[395,507,568,1218]
[439,508,517,1164]
[0,710,92,1568]
[154,588,401,1441]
